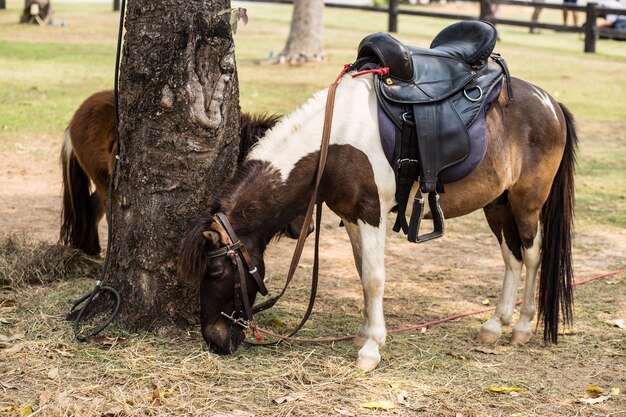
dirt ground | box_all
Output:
[1,121,625,416]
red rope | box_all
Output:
[249,268,625,344]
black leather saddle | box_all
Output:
[352,21,512,242]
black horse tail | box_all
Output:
[538,103,578,344]
[60,130,101,256]
[178,214,215,284]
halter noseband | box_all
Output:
[206,212,268,325]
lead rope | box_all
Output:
[250,268,626,344]
[69,0,126,341]
[246,69,348,345]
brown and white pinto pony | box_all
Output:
[179,74,576,371]
[60,89,281,256]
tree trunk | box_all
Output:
[273,0,324,64]
[20,0,53,24]
[98,0,240,335]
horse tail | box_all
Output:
[178,214,214,284]
[538,103,578,344]
[60,130,101,255]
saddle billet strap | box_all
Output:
[248,79,340,343]
[491,53,513,101]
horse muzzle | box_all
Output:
[202,322,245,355]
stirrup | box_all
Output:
[407,190,445,243]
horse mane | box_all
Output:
[238,112,282,164]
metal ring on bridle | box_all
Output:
[463,85,483,102]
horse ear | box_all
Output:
[202,230,221,248]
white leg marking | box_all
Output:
[354,220,387,371]
[478,232,523,343]
[512,226,542,345]
[344,221,368,347]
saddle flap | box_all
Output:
[430,20,497,69]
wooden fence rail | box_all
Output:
[243,0,626,53]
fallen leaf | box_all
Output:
[0,332,24,342]
[447,352,467,360]
[87,336,127,347]
[53,349,73,358]
[0,380,17,389]
[474,346,498,355]
[587,385,603,395]
[152,384,161,405]
[481,299,491,306]
[0,406,17,413]
[47,368,59,380]
[360,400,395,410]
[397,390,409,406]
[485,387,524,393]
[39,390,53,406]
[20,406,33,416]
[333,408,355,416]
[610,387,620,396]
[605,319,625,329]
[212,411,255,417]
[559,328,577,336]
[270,318,285,328]
[577,395,611,404]
[388,382,402,393]
[3,342,26,354]
[273,392,305,404]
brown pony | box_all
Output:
[60,89,281,256]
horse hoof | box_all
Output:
[476,328,500,344]
[511,330,531,345]
[356,354,380,372]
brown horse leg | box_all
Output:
[508,191,544,345]
[477,192,523,344]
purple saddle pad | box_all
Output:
[378,79,503,184]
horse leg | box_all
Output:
[347,220,387,371]
[477,197,523,343]
[343,221,366,347]
[511,225,541,345]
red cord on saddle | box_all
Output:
[333,65,390,84]
[248,268,626,344]
[351,67,390,78]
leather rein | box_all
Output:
[204,73,344,341]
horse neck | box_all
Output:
[219,75,375,246]
[217,159,314,248]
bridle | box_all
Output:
[206,212,269,325]
[203,69,345,341]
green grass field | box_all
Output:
[0,1,625,416]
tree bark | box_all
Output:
[99,0,240,335]
[273,0,324,64]
[20,0,53,24]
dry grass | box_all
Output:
[0,236,101,288]
[1,210,625,416]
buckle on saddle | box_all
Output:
[463,85,483,102]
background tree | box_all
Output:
[271,0,324,64]
[20,0,52,25]
[93,0,241,335]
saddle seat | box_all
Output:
[356,21,498,103]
